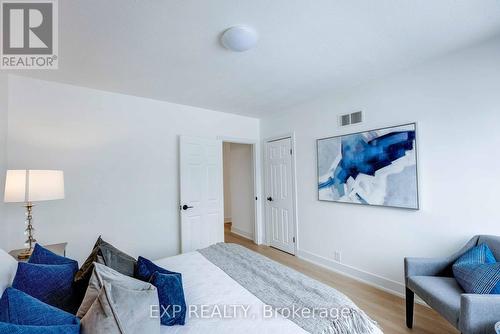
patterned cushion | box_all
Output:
[136,256,186,326]
[454,243,496,267]
[453,263,500,294]
[0,288,80,334]
[453,243,500,294]
[12,262,77,313]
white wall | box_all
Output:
[228,143,254,240]
[261,36,500,295]
[6,75,260,263]
[0,74,7,249]
[223,142,232,222]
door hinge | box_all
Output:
[292,237,295,243]
[290,149,293,155]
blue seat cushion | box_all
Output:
[0,288,80,334]
[408,276,462,327]
[135,256,186,326]
[12,262,77,313]
[28,244,78,272]
[150,272,187,326]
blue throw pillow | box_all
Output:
[12,262,77,313]
[0,323,79,334]
[0,288,79,326]
[151,272,187,326]
[453,243,500,294]
[135,257,186,326]
[453,262,500,294]
[29,244,78,271]
[0,288,80,334]
[135,256,180,280]
[26,244,80,313]
[454,243,497,267]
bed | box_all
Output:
[156,243,383,334]
[0,243,382,334]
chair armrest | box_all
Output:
[405,237,479,283]
[460,294,500,334]
[404,257,453,282]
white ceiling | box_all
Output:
[20,0,500,117]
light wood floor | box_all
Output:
[224,225,459,334]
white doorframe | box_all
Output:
[263,132,299,255]
[217,136,263,245]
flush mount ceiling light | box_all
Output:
[221,26,258,52]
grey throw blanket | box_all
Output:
[199,243,381,334]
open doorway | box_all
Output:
[223,142,256,243]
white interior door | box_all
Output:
[265,137,296,255]
[180,136,224,253]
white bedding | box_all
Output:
[156,251,308,334]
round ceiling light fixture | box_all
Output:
[221,25,258,52]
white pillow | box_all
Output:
[0,248,18,296]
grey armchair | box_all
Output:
[405,235,500,334]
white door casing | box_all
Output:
[217,136,263,245]
[265,137,296,255]
[180,136,224,253]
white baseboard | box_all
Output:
[224,217,232,223]
[297,248,418,301]
[230,227,254,241]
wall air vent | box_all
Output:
[339,111,363,127]
[340,114,351,127]
[350,111,363,124]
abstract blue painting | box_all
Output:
[317,123,419,209]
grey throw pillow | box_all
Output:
[78,263,160,334]
[75,237,137,287]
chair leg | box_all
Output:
[406,287,414,328]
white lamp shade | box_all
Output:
[4,170,65,203]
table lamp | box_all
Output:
[4,170,65,259]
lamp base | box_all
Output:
[20,202,36,260]
[17,248,33,260]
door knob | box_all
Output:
[181,204,194,211]
[267,197,273,202]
